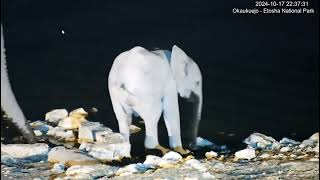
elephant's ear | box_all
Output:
[170,45,192,97]
[170,45,190,79]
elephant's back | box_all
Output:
[109,46,172,97]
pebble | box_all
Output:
[78,121,112,143]
[45,109,68,124]
[280,147,291,153]
[48,146,99,166]
[34,130,43,137]
[51,163,65,174]
[235,148,256,160]
[162,151,182,163]
[66,164,116,178]
[1,143,49,161]
[185,159,207,172]
[205,151,218,160]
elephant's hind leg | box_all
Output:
[109,92,132,141]
[136,103,169,154]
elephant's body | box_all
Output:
[108,45,203,151]
[108,46,182,149]
[1,25,36,143]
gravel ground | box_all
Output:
[1,158,319,180]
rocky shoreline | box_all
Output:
[1,108,319,179]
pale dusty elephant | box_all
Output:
[1,24,36,143]
[108,45,202,154]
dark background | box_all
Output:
[1,0,319,148]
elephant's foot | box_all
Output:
[155,144,170,155]
[173,146,190,155]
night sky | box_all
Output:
[1,0,319,147]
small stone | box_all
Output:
[143,155,162,167]
[309,158,319,162]
[1,143,49,161]
[196,137,214,148]
[259,153,271,159]
[116,163,151,176]
[290,154,297,158]
[48,146,99,166]
[51,163,65,174]
[78,121,112,143]
[218,155,225,161]
[309,132,319,143]
[300,139,316,149]
[58,115,87,130]
[30,121,53,134]
[235,148,256,160]
[34,130,43,137]
[185,159,207,172]
[205,151,218,160]
[66,164,116,178]
[129,125,141,134]
[47,127,75,142]
[81,141,131,162]
[69,108,88,117]
[279,137,300,146]
[95,132,126,144]
[280,147,291,153]
[1,154,17,165]
[202,172,215,179]
[162,151,182,163]
[243,133,277,150]
[45,109,68,124]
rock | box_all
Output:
[96,132,126,144]
[185,159,207,172]
[1,153,17,165]
[314,143,319,153]
[309,132,319,142]
[1,143,49,161]
[300,139,316,149]
[48,146,99,166]
[58,116,87,130]
[271,141,281,150]
[162,151,182,163]
[196,137,214,147]
[202,172,215,179]
[280,137,300,146]
[116,163,152,176]
[243,133,277,150]
[80,141,131,162]
[47,126,63,136]
[309,158,319,162]
[280,146,291,153]
[34,130,43,137]
[65,164,116,178]
[45,109,68,124]
[218,155,225,161]
[47,127,75,142]
[129,125,141,134]
[69,108,88,117]
[30,121,53,133]
[51,163,65,174]
[259,153,271,159]
[143,155,162,168]
[78,121,112,143]
[235,148,256,160]
[205,151,218,160]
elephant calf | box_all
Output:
[108,45,202,154]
